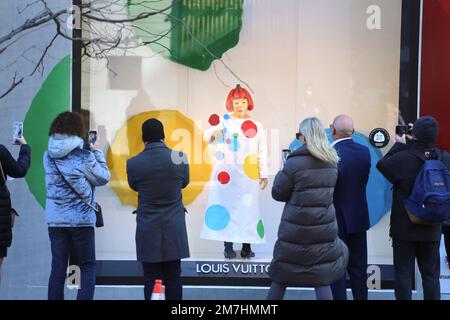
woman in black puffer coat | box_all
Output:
[0,137,31,277]
[268,117,348,300]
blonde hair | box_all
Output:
[299,117,340,165]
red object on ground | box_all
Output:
[151,279,165,300]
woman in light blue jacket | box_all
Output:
[43,112,110,300]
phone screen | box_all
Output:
[13,122,23,144]
[396,125,412,136]
[88,131,97,145]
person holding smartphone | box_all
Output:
[377,116,450,300]
[43,112,110,300]
[0,132,31,281]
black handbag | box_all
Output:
[0,162,19,228]
[53,159,104,228]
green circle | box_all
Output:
[24,55,71,208]
[232,133,239,139]
[257,219,265,239]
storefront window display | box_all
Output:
[80,0,406,284]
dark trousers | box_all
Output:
[48,227,96,300]
[142,260,182,300]
[267,282,333,300]
[393,239,440,300]
[331,231,368,300]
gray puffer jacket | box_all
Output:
[269,145,349,287]
[44,134,110,227]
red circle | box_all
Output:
[218,171,230,184]
[241,120,258,138]
[209,114,220,126]
[225,138,231,144]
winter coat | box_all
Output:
[269,145,349,287]
[376,141,450,242]
[0,144,31,248]
[127,142,190,263]
[333,139,371,235]
[43,134,110,227]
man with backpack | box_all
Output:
[377,116,450,300]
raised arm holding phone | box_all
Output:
[0,123,31,280]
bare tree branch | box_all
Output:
[0,0,252,98]
[0,8,67,46]
[29,31,58,76]
[83,2,174,23]
[18,0,41,15]
[0,73,24,100]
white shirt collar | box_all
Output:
[331,137,352,147]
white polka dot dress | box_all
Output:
[200,113,268,244]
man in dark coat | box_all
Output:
[330,115,371,300]
[127,119,190,300]
[0,137,31,282]
[377,116,450,300]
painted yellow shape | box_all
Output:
[107,110,212,207]
[243,154,259,180]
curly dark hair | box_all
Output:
[49,111,86,139]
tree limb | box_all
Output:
[0,73,24,100]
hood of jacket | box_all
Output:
[47,134,84,159]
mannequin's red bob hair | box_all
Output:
[226,84,254,112]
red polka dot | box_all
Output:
[241,120,258,138]
[209,114,220,126]
[218,171,230,184]
[226,138,231,144]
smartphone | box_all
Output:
[12,122,23,145]
[88,130,97,145]
[395,125,412,136]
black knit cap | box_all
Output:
[412,115,439,143]
[142,118,165,143]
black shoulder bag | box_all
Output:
[0,162,19,228]
[52,159,104,228]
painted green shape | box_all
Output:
[128,0,243,71]
[23,55,71,208]
[257,219,265,239]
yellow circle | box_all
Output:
[243,154,260,180]
[107,110,212,207]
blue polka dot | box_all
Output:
[215,151,225,160]
[224,114,230,120]
[228,139,240,152]
[205,205,230,231]
[217,136,225,144]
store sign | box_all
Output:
[182,261,271,278]
[369,128,390,148]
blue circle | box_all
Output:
[224,114,230,120]
[205,205,230,231]
[228,139,240,152]
[215,151,225,160]
[289,129,392,228]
